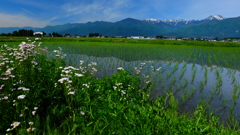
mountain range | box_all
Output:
[1,15,240,38]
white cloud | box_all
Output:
[7,0,56,10]
[61,0,136,22]
[0,13,52,27]
[21,8,37,16]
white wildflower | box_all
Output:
[116,83,122,86]
[5,70,11,75]
[156,67,161,71]
[121,90,126,95]
[136,70,141,74]
[58,78,69,83]
[68,91,75,95]
[141,63,146,66]
[83,84,89,88]
[32,111,36,115]
[91,67,97,72]
[117,67,124,70]
[80,111,85,115]
[91,62,97,66]
[22,87,30,91]
[31,61,38,65]
[75,73,84,77]
[18,87,30,91]
[0,84,5,89]
[1,77,9,80]
[80,60,84,65]
[9,75,15,78]
[11,122,20,128]
[64,70,70,74]
[27,127,36,132]
[17,95,26,99]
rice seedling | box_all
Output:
[172,62,180,74]
[204,67,208,85]
[192,56,197,70]
[228,102,238,127]
[179,67,187,80]
[232,83,240,102]
[199,81,206,93]
[170,76,177,88]
[183,79,189,89]
[207,56,213,69]
[191,68,197,83]
[215,69,223,89]
[183,61,187,69]
[213,54,220,66]
[231,74,237,85]
[181,93,186,104]
[207,87,216,105]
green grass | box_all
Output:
[1,36,240,46]
[1,40,240,134]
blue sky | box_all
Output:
[0,0,239,27]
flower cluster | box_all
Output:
[0,41,43,82]
[150,65,161,72]
[0,41,43,134]
[79,61,98,75]
[134,63,146,75]
[53,47,66,59]
[57,60,98,97]
[32,107,38,116]
[18,41,38,58]
[58,66,81,95]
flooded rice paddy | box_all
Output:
[45,42,240,122]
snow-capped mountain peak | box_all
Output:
[143,18,161,23]
[162,19,186,23]
[142,15,225,27]
[205,15,225,20]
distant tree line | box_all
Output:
[89,33,101,37]
[156,35,166,39]
[0,29,46,37]
[48,32,63,37]
[0,29,69,37]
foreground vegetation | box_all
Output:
[1,39,240,134]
